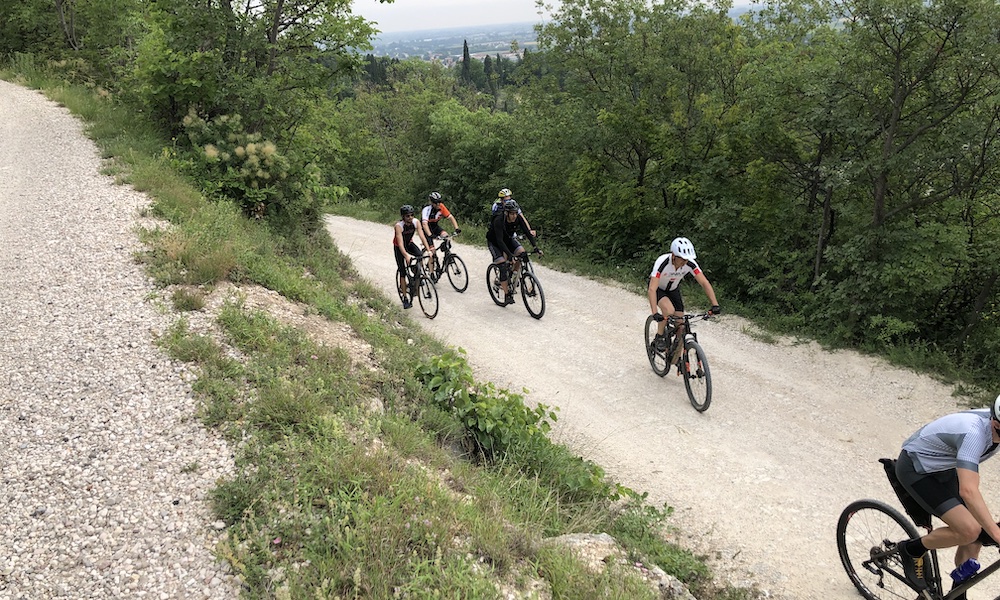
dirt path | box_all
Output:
[324,215,994,599]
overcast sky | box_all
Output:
[353,0,551,34]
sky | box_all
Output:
[353,0,551,34]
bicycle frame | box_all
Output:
[864,541,1000,599]
[666,313,710,358]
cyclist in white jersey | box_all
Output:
[647,237,720,361]
[892,399,1000,597]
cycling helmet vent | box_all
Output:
[400,204,415,217]
[670,237,697,260]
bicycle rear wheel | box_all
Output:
[644,315,670,377]
[445,254,469,293]
[682,340,711,411]
[837,499,928,600]
[417,275,439,319]
[485,264,505,306]
[520,272,545,319]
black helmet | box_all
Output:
[400,204,415,217]
[503,199,519,212]
[992,393,1000,422]
[428,191,442,202]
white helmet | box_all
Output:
[991,394,1000,422]
[670,237,697,260]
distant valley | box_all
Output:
[366,22,540,61]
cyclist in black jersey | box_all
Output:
[890,398,1000,597]
[393,204,432,309]
[486,199,542,306]
[491,188,534,237]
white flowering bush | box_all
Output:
[180,108,300,220]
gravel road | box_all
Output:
[0,80,237,598]
[324,215,1000,600]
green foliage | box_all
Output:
[417,349,556,457]
[417,350,629,503]
[130,23,223,127]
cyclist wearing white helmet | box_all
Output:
[890,397,1000,597]
[648,237,720,360]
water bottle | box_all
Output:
[950,558,980,584]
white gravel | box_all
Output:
[0,80,238,598]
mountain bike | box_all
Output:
[426,233,469,293]
[396,256,439,319]
[486,249,545,319]
[837,457,1000,600]
[643,312,712,411]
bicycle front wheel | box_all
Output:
[485,264,505,307]
[395,271,409,304]
[417,276,439,319]
[837,499,927,600]
[445,254,469,293]
[682,340,711,411]
[520,272,545,319]
[644,315,669,377]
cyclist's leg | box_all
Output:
[895,453,984,588]
[655,289,678,337]
[487,241,510,296]
[394,246,410,307]
[427,224,444,269]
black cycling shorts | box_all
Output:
[656,286,685,313]
[394,242,422,273]
[488,238,522,263]
[896,450,965,517]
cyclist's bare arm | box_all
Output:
[958,468,1000,545]
[415,223,432,254]
[647,278,661,314]
[692,270,719,307]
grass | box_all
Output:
[2,58,761,599]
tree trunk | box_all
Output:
[53,0,80,51]
[812,185,833,289]
[956,272,999,347]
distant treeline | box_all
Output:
[5,0,1000,391]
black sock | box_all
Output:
[904,538,928,558]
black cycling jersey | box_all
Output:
[486,211,536,256]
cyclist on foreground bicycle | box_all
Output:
[486,198,542,306]
[891,398,1000,599]
[491,188,535,237]
[393,204,433,309]
[648,237,720,364]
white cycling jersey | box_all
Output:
[650,253,701,291]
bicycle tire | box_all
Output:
[520,272,545,319]
[644,315,670,377]
[682,340,711,411]
[445,254,469,293]
[837,499,930,600]
[395,270,410,305]
[417,275,439,319]
[485,264,505,307]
